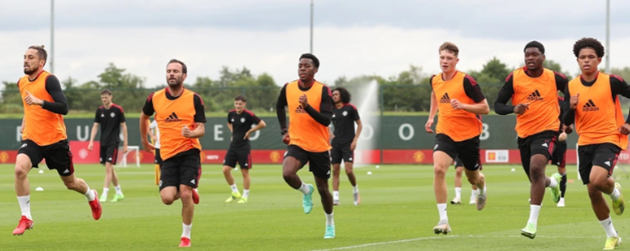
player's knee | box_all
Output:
[529,166,545,180]
[466,174,477,185]
[345,167,353,175]
[590,178,607,191]
[63,180,77,190]
[161,196,175,205]
[316,183,329,194]
[180,189,193,202]
[282,170,295,181]
[332,166,340,176]
[433,165,447,177]
[222,166,231,175]
[587,185,602,199]
[14,165,29,178]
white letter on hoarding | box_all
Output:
[398,123,414,141]
[214,124,223,141]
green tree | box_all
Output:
[610,67,630,82]
[64,63,149,113]
[191,67,278,114]
[379,65,430,112]
[0,81,22,113]
[468,58,512,109]
[61,77,81,110]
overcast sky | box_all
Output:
[2,0,630,88]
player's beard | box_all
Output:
[167,77,184,90]
[24,64,37,75]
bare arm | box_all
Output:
[353,119,363,144]
[89,122,99,143]
[460,99,490,115]
[188,123,205,138]
[429,91,438,119]
[425,91,439,133]
[140,114,151,145]
[149,122,157,143]
[329,125,335,140]
[248,120,266,134]
[121,122,128,148]
[141,94,156,152]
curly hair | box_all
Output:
[333,87,351,104]
[573,37,605,58]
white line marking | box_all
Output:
[308,235,458,251]
[307,235,600,251]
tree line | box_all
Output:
[2,59,630,114]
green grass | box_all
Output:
[0,163,628,250]
[0,111,508,118]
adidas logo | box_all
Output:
[526,90,543,101]
[165,112,182,122]
[605,161,611,166]
[582,99,600,112]
[295,105,306,114]
[439,93,451,103]
[63,169,70,174]
[190,179,196,185]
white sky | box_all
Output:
[2,0,630,87]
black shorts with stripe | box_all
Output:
[285,145,331,179]
[517,130,557,180]
[223,145,252,169]
[551,140,567,168]
[154,148,163,165]
[18,139,75,177]
[434,134,482,171]
[100,143,119,165]
[159,149,202,191]
[578,143,620,185]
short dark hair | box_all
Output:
[100,89,112,95]
[167,59,187,74]
[28,45,48,65]
[439,42,459,57]
[573,37,605,58]
[235,95,246,102]
[333,87,351,104]
[524,41,545,54]
[299,53,320,68]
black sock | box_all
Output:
[560,173,567,198]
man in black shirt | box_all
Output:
[223,95,266,203]
[553,96,572,207]
[88,89,128,203]
[330,87,362,206]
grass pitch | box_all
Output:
[0,163,628,250]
